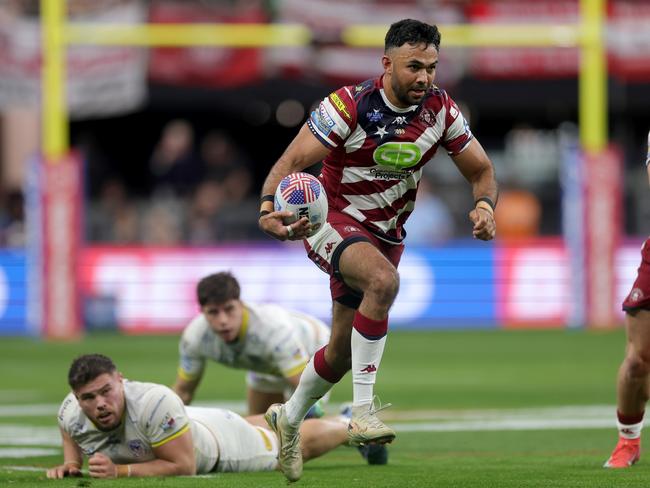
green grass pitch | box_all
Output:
[1,329,648,487]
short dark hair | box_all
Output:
[197,272,241,307]
[68,354,117,391]
[385,19,441,52]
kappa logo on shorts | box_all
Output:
[324,241,336,257]
[629,288,644,302]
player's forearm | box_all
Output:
[119,458,196,478]
[261,155,307,205]
[172,378,196,405]
[470,164,498,206]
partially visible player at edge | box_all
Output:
[258,18,498,481]
[604,130,650,468]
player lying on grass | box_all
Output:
[47,354,386,479]
[605,131,650,468]
[172,272,331,417]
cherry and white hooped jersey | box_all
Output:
[307,76,473,244]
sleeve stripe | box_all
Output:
[255,427,274,452]
[151,423,190,448]
[177,367,200,381]
[283,361,308,378]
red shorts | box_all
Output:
[622,238,650,312]
[303,210,404,309]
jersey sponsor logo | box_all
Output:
[128,439,146,458]
[329,93,351,120]
[310,106,334,136]
[58,397,73,421]
[373,142,422,169]
[394,116,407,125]
[366,109,383,122]
[159,413,176,432]
[369,168,411,180]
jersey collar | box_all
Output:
[238,306,250,342]
[379,88,418,113]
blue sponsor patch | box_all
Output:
[309,104,335,136]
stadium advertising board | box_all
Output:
[76,242,639,334]
[0,250,27,335]
[1,240,642,335]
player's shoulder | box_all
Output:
[349,77,380,101]
[245,301,289,327]
[57,391,81,426]
[423,84,450,106]
[125,379,174,400]
[125,381,183,415]
[181,314,210,342]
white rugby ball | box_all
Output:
[274,172,328,237]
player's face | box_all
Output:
[202,299,244,343]
[74,372,125,431]
[383,42,438,107]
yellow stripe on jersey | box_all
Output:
[255,427,273,451]
[177,366,200,381]
[151,423,190,448]
[283,360,308,378]
[238,306,250,342]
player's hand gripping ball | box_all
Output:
[275,172,328,238]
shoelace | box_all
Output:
[369,395,393,416]
[281,431,301,457]
[361,396,393,428]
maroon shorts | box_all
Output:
[303,210,404,309]
[622,238,650,312]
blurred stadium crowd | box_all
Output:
[0,0,649,248]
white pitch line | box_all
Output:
[393,418,614,433]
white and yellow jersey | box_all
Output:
[178,302,330,381]
[57,381,218,473]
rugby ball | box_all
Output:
[274,172,328,237]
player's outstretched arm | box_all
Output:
[451,138,498,241]
[172,373,202,405]
[259,124,330,242]
[46,428,83,479]
[87,429,196,478]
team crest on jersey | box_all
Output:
[128,439,146,458]
[329,93,351,120]
[629,288,644,302]
[159,414,176,432]
[419,108,436,126]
